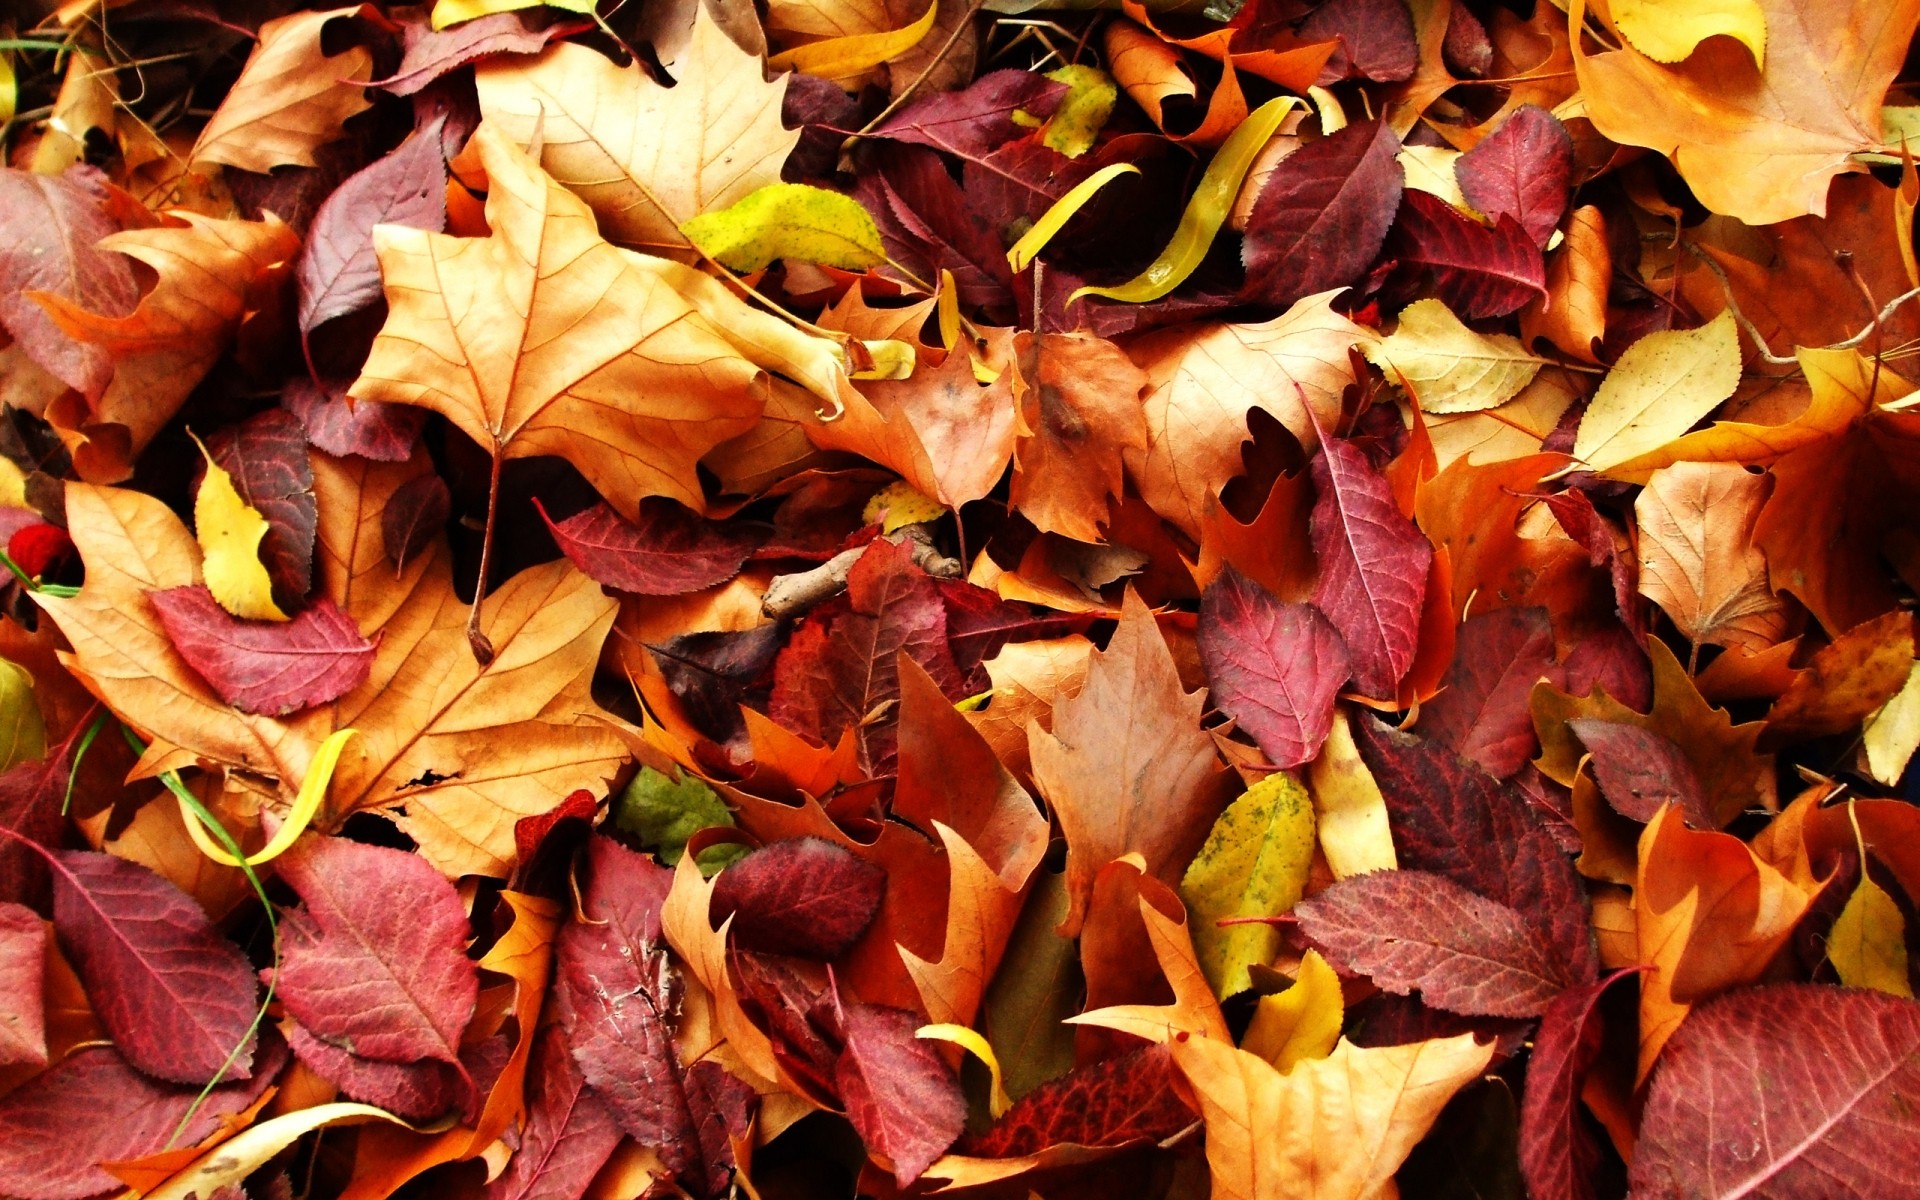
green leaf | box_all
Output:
[1179,772,1316,998]
[1040,65,1117,158]
[1069,95,1298,305]
[612,765,744,873]
[681,183,887,274]
[0,656,45,775]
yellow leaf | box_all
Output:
[1041,65,1117,158]
[0,52,14,128]
[917,1023,1013,1117]
[178,729,358,868]
[1306,708,1397,878]
[1830,802,1914,997]
[192,436,287,623]
[1398,145,1471,213]
[431,0,594,29]
[681,183,886,273]
[1865,661,1920,787]
[767,0,937,85]
[0,656,45,775]
[1179,772,1316,998]
[1242,949,1343,1072]
[1365,299,1546,415]
[146,1103,410,1200]
[0,456,25,508]
[1573,310,1740,473]
[1611,0,1766,68]
[1006,164,1140,273]
[862,480,945,533]
[1070,96,1298,305]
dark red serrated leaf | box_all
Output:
[835,998,966,1186]
[859,145,1016,319]
[1310,434,1431,700]
[769,537,965,774]
[1293,868,1576,1017]
[872,69,1068,159]
[1443,2,1492,75]
[208,409,317,602]
[0,166,141,399]
[1241,119,1404,313]
[1519,971,1635,1200]
[485,1025,623,1200]
[1199,566,1351,767]
[377,12,578,96]
[297,115,449,337]
[273,835,478,1067]
[1299,0,1418,84]
[961,1044,1197,1157]
[1567,719,1710,825]
[50,848,259,1083]
[286,1019,471,1120]
[535,497,765,596]
[0,1039,285,1200]
[383,473,451,573]
[710,837,886,961]
[1419,606,1560,777]
[1455,106,1574,249]
[284,375,427,462]
[1384,189,1547,319]
[0,900,46,1067]
[647,625,784,746]
[149,585,376,716]
[1633,984,1920,1198]
[0,749,69,908]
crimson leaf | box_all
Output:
[208,409,317,604]
[1567,719,1711,825]
[1384,189,1546,319]
[376,12,577,96]
[535,497,764,596]
[486,1025,623,1200]
[961,1044,1197,1157]
[1419,606,1560,778]
[1241,118,1404,312]
[1519,972,1634,1200]
[0,900,46,1067]
[710,837,886,961]
[1454,105,1574,249]
[835,999,966,1186]
[872,69,1068,159]
[284,375,426,463]
[1310,434,1431,700]
[1199,566,1351,767]
[150,585,376,716]
[0,166,140,399]
[296,115,449,337]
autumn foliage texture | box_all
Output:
[4,0,1920,1196]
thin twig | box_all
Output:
[842,0,989,151]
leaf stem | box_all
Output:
[468,452,504,665]
[841,0,988,152]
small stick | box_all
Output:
[761,523,961,619]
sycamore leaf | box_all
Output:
[1242,949,1343,1072]
[474,12,797,254]
[1613,0,1767,66]
[1365,298,1545,415]
[681,183,887,273]
[1179,773,1316,998]
[192,438,289,623]
[188,6,373,172]
[1573,311,1741,473]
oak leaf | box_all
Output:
[189,6,374,173]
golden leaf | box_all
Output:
[189,7,373,173]
[1634,462,1787,651]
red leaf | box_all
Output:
[0,900,46,1067]
[1241,119,1404,313]
[872,69,1068,158]
[272,835,478,1067]
[0,1041,285,1200]
[284,375,426,463]
[286,1020,472,1120]
[961,1044,1197,1157]
[1567,719,1710,825]
[513,787,599,867]
[297,115,449,337]
[646,626,785,745]
[376,12,579,97]
[207,409,317,602]
[149,585,376,716]
[534,497,764,597]
[1519,971,1635,1200]
[1293,869,1579,1017]
[7,523,74,580]
[1385,189,1547,319]
[834,999,965,1186]
[1309,434,1431,700]
[1419,606,1560,778]
[1299,0,1419,83]
[0,750,69,909]
[0,166,142,399]
[49,848,260,1084]
[858,146,1015,318]
[382,473,451,574]
[1199,566,1351,767]
[485,1025,622,1200]
[710,838,886,961]
[1455,105,1574,249]
[1633,984,1920,1197]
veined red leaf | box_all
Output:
[1310,434,1431,700]
[1455,105,1574,249]
[961,1044,1197,1157]
[0,166,142,399]
[1199,566,1351,767]
[284,375,426,463]
[1385,189,1546,319]
[207,409,317,604]
[376,12,578,96]
[150,585,376,716]
[1419,606,1561,778]
[0,749,69,909]
[710,837,886,961]
[534,497,764,596]
[1520,972,1636,1200]
[1567,719,1711,825]
[484,1025,622,1200]
[0,900,46,1067]
[872,69,1069,160]
[835,998,966,1186]
[297,115,449,336]
[1241,118,1404,312]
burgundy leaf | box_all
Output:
[1455,105,1574,249]
[1419,606,1560,777]
[684,1059,759,1198]
[297,115,450,336]
[0,749,69,908]
[486,1025,623,1200]
[784,73,864,181]
[1241,119,1404,312]
[50,848,259,1083]
[0,900,46,1067]
[1519,972,1635,1200]
[857,145,1015,319]
[835,999,966,1186]
[383,473,451,573]
[535,497,764,596]
[1199,566,1351,767]
[647,625,784,745]
[284,375,427,463]
[710,838,886,961]
[1293,869,1575,1017]
[1309,434,1431,700]
[377,12,578,96]
[1567,719,1710,825]
[961,1044,1197,1157]
[286,1019,471,1120]
[0,166,141,398]
[1633,984,1920,1198]
[1559,621,1652,713]
[935,578,1088,690]
[208,409,317,602]
[1354,718,1598,984]
[1384,189,1547,319]
[1299,0,1418,83]
[512,788,599,868]
[770,537,965,774]
[872,69,1068,158]
[273,835,478,1066]
[1443,2,1493,77]
[0,1040,285,1200]
[1346,991,1533,1060]
[150,585,376,716]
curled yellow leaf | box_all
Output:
[917,1023,1013,1117]
[767,1,938,85]
[680,183,887,273]
[191,434,287,622]
[179,729,358,867]
[1007,163,1141,274]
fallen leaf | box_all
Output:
[484,1024,623,1200]
[189,6,374,172]
[1574,312,1742,474]
[1419,606,1559,778]
[1008,330,1150,543]
[536,498,764,597]
[1383,189,1546,319]
[1242,948,1343,1072]
[1830,870,1913,997]
[1453,105,1573,248]
[1306,707,1398,878]
[710,838,886,960]
[150,586,375,716]
[0,166,143,400]
[1240,118,1403,311]
[1366,297,1545,415]
[297,116,450,338]
[1864,662,1920,786]
[1310,432,1432,700]
[1764,610,1916,743]
[835,998,966,1185]
[680,183,887,273]
[0,901,46,1067]
[1179,773,1316,998]
[1612,0,1768,66]
[1199,567,1350,769]
[1634,462,1788,652]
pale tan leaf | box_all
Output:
[189,6,374,172]
[1365,299,1545,415]
[1573,310,1741,473]
[1635,462,1788,651]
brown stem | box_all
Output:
[467,452,503,666]
[841,0,988,153]
[760,524,961,619]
